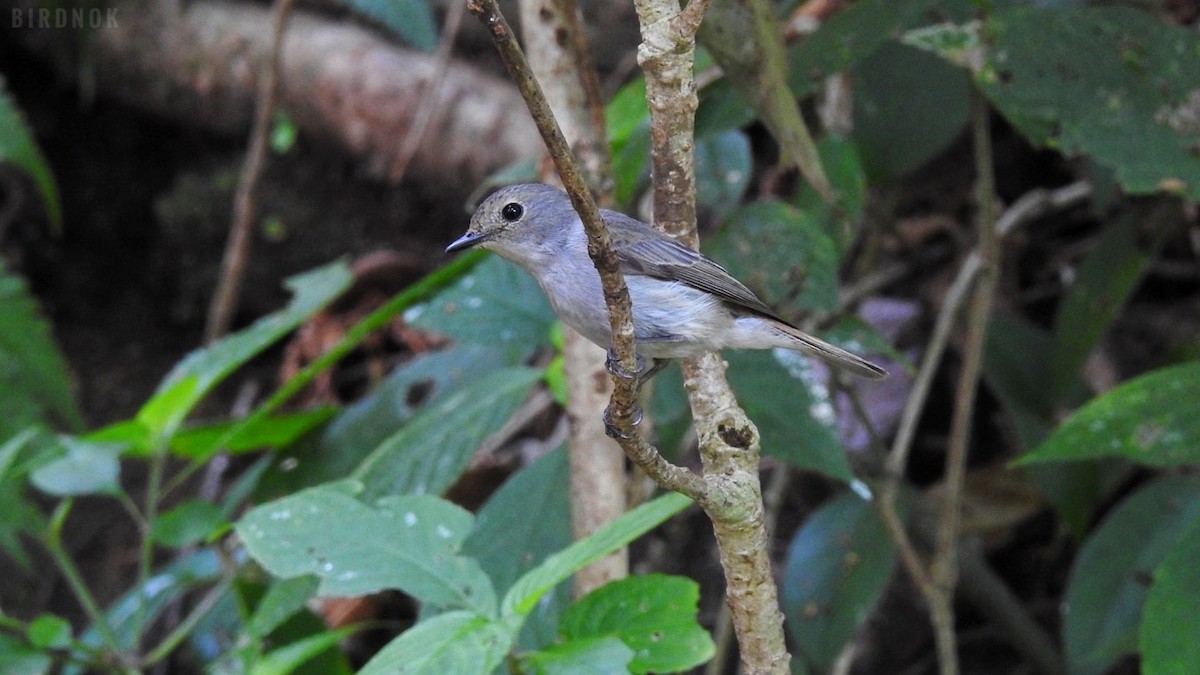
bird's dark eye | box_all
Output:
[501,202,524,222]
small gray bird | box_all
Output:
[447,183,885,381]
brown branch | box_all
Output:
[466,0,708,503]
[203,0,294,343]
[5,0,542,186]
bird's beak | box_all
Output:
[446,230,490,253]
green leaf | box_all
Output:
[0,434,46,569]
[503,493,692,618]
[153,500,225,547]
[138,261,353,446]
[164,407,337,461]
[1019,361,1200,468]
[788,0,943,97]
[1141,517,1200,675]
[245,576,320,640]
[70,549,223,660]
[699,0,831,198]
[26,613,72,649]
[0,263,82,435]
[695,129,752,217]
[262,345,511,495]
[29,437,123,496]
[345,0,437,51]
[726,350,852,482]
[1062,475,1200,674]
[0,634,50,675]
[237,484,497,615]
[519,636,635,675]
[351,366,541,501]
[695,79,757,139]
[1051,211,1158,399]
[407,256,555,363]
[606,77,649,150]
[0,79,61,232]
[464,445,570,649]
[707,201,839,312]
[782,491,900,672]
[978,6,1200,199]
[851,41,970,182]
[251,624,363,675]
[559,575,715,674]
[358,610,517,675]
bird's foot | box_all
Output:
[604,347,668,385]
[603,404,643,440]
[604,346,647,381]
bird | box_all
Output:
[446,183,886,386]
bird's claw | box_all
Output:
[604,346,646,381]
[603,404,644,440]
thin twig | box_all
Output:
[958,538,1065,675]
[392,0,467,180]
[204,0,295,344]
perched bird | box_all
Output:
[447,183,886,382]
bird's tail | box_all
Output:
[770,321,887,380]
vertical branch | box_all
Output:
[204,0,295,343]
[929,87,1000,675]
[634,0,790,671]
[517,0,628,596]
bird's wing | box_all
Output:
[604,211,785,321]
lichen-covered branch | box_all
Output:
[633,0,791,671]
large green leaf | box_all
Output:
[502,492,692,619]
[350,366,541,501]
[695,129,752,217]
[464,445,570,649]
[237,483,497,615]
[0,263,82,436]
[1019,361,1200,468]
[782,491,900,672]
[557,575,715,674]
[261,344,511,495]
[1140,517,1200,675]
[407,256,555,363]
[706,201,838,312]
[345,0,437,51]
[1062,476,1200,674]
[518,637,634,675]
[977,6,1200,200]
[726,350,852,482]
[138,261,353,446]
[1050,210,1160,399]
[851,41,970,182]
[0,79,61,232]
[788,0,943,97]
[357,610,517,675]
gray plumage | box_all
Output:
[446,183,885,380]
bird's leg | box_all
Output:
[604,348,669,385]
[604,346,647,382]
[603,403,643,440]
